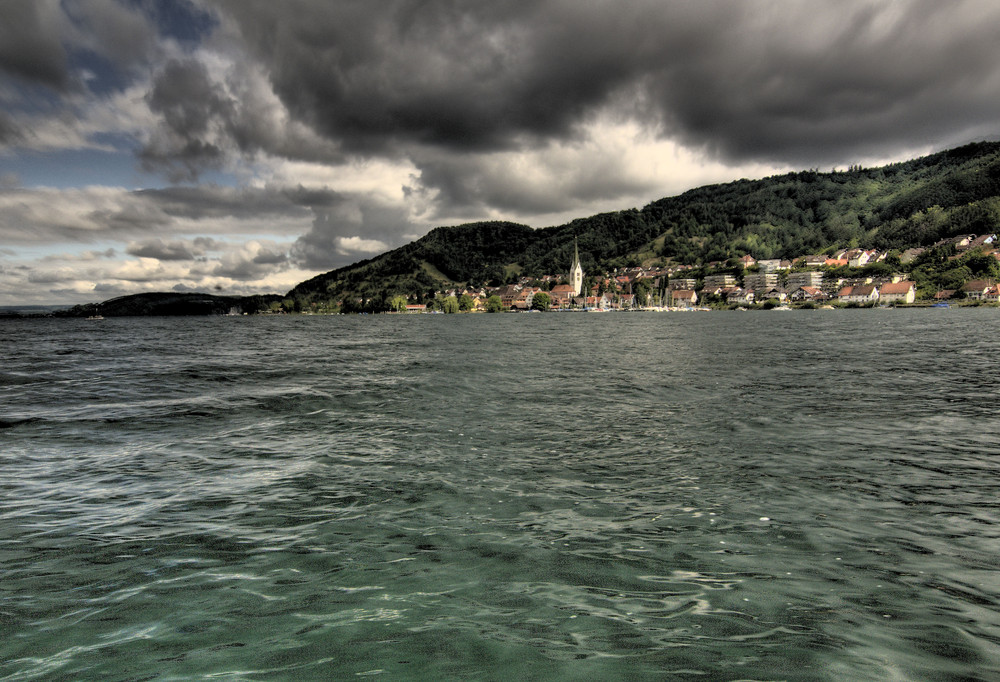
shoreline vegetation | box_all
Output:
[12,141,1000,318]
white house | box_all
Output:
[878,281,916,304]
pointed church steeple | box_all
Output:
[569,238,584,297]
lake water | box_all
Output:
[2,310,999,680]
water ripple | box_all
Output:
[2,313,1000,679]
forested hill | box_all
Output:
[289,141,1000,307]
[57,292,283,317]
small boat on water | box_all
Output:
[931,303,950,308]
[87,315,104,320]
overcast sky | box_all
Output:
[3,0,1000,305]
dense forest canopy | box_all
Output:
[288,142,1000,308]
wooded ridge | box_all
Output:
[287,141,1000,310]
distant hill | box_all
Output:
[57,292,282,318]
[43,141,1000,316]
[0,305,73,318]
[289,141,1000,309]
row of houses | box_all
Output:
[419,233,999,310]
[431,275,996,312]
[667,279,999,308]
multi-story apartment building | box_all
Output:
[787,271,824,289]
[743,272,779,291]
[703,274,737,289]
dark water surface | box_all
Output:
[2,310,999,680]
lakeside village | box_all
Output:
[380,234,1000,313]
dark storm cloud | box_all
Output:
[139,57,347,179]
[126,237,216,260]
[0,114,24,145]
[637,0,1000,164]
[0,1,68,88]
[63,0,159,67]
[139,59,233,180]
[0,0,161,94]
[134,185,327,222]
[209,0,663,153]
[203,0,1000,170]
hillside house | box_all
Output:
[951,234,977,250]
[800,255,828,267]
[968,234,996,250]
[847,249,875,268]
[757,259,790,271]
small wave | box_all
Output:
[0,417,41,430]
[0,372,44,387]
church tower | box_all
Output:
[569,238,584,297]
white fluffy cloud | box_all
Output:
[0,235,314,305]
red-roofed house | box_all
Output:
[878,281,916,304]
[671,290,698,308]
[962,280,994,300]
[838,284,879,304]
[510,287,540,310]
[790,286,828,302]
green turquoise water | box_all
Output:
[2,310,999,680]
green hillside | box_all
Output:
[290,141,1000,309]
